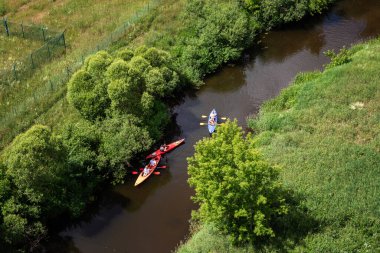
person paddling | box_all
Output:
[160,144,168,152]
[143,166,150,176]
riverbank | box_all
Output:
[177,38,380,252]
[0,0,340,251]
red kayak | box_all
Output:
[146,138,185,159]
[134,156,161,186]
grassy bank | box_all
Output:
[178,38,380,252]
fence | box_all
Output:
[1,18,67,86]
[2,18,61,41]
[0,0,161,149]
[0,32,66,85]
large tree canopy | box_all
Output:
[188,120,287,244]
[67,47,180,121]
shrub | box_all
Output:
[188,120,287,244]
[174,0,255,84]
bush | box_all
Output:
[324,46,354,69]
[68,47,179,123]
[174,0,255,84]
[97,114,153,184]
[188,120,287,244]
[243,0,334,29]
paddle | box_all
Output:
[201,115,227,120]
[132,170,162,175]
[138,165,167,171]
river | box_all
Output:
[53,0,380,252]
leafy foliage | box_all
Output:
[243,0,333,29]
[174,0,255,84]
[67,51,112,121]
[0,125,92,250]
[67,47,179,122]
[324,46,356,69]
[188,120,287,244]
[97,114,153,184]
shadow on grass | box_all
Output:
[254,190,321,252]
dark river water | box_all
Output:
[54,0,380,252]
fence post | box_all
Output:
[3,17,9,36]
[47,42,51,60]
[49,79,54,91]
[62,30,67,53]
[30,53,35,69]
[41,27,46,41]
[12,64,17,80]
[21,22,25,38]
[66,67,70,80]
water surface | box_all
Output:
[56,1,380,252]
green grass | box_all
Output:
[250,38,380,252]
[0,35,43,71]
[0,0,159,150]
[177,38,380,253]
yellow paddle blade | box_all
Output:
[200,122,207,126]
[201,115,208,118]
[220,117,227,120]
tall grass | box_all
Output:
[0,35,42,70]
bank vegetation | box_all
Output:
[1,0,339,251]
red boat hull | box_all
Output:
[146,138,185,159]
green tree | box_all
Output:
[188,120,287,244]
[176,0,255,84]
[3,125,89,218]
[97,114,153,184]
[67,51,112,121]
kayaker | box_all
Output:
[160,144,168,152]
[143,166,150,176]
[209,117,216,126]
[149,159,157,167]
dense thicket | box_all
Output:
[0,46,179,251]
[173,0,255,84]
[0,125,94,251]
[243,0,334,29]
[188,121,287,245]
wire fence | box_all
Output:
[0,0,161,149]
[0,32,66,85]
[2,18,61,41]
[1,18,67,86]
